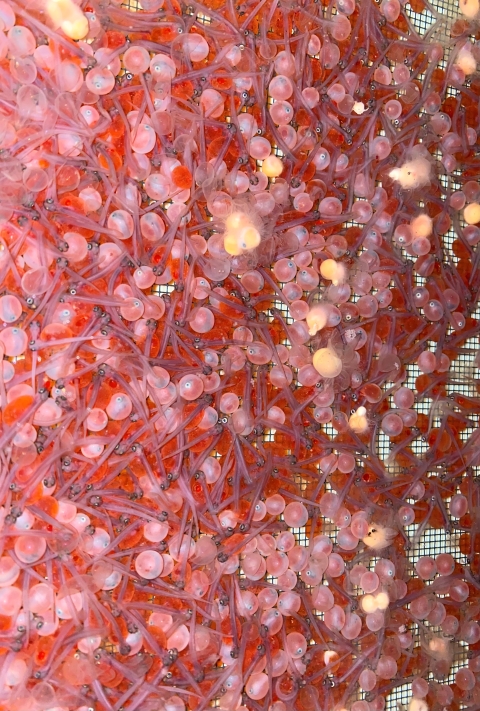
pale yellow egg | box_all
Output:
[47,0,89,39]
[224,233,242,256]
[320,259,339,282]
[261,155,283,178]
[225,211,248,232]
[375,592,390,610]
[62,17,89,39]
[456,48,477,75]
[240,226,261,250]
[361,594,377,614]
[349,406,368,433]
[459,0,479,20]
[306,305,328,336]
[411,214,433,238]
[312,347,342,378]
[464,202,480,225]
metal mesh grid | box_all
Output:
[123,0,477,708]
[407,0,459,36]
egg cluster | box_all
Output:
[0,0,479,709]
